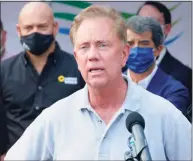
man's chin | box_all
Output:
[88,80,107,89]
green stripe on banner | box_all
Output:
[52,1,181,15]
[51,0,183,47]
[54,12,135,21]
[54,12,76,21]
[53,9,135,21]
[52,1,181,24]
[121,12,135,20]
[172,18,182,27]
[52,1,135,20]
[54,1,91,9]
[169,2,182,11]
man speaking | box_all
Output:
[5,3,191,160]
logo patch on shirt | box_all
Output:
[58,75,77,85]
[58,75,65,82]
[22,42,30,50]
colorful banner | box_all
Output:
[1,1,192,68]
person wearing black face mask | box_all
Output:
[124,16,190,118]
[0,2,85,153]
[20,32,55,57]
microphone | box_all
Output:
[125,112,152,161]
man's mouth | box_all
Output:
[89,68,104,73]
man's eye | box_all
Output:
[80,45,89,50]
[127,42,134,46]
[39,25,47,29]
[99,43,108,48]
[141,42,149,46]
[81,46,87,49]
[25,26,32,30]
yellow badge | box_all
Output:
[58,75,65,82]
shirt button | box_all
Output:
[35,106,40,110]
[38,86,42,90]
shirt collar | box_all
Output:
[156,47,166,65]
[78,74,141,112]
[127,65,158,89]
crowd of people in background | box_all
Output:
[0,1,192,161]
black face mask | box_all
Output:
[20,32,54,56]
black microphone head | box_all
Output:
[126,112,145,133]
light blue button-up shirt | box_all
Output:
[5,76,191,160]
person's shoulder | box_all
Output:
[158,67,188,90]
[60,49,74,57]
[1,51,24,66]
[59,49,76,62]
[58,49,79,68]
[1,51,24,73]
[1,51,16,61]
[55,42,78,68]
[166,50,192,72]
[137,83,182,118]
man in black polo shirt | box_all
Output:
[0,2,85,154]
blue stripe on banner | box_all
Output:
[164,32,184,46]
[59,26,184,47]
[59,27,70,35]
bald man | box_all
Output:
[0,2,85,153]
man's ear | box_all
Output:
[53,21,59,37]
[122,44,130,67]
[16,24,21,38]
[164,24,171,36]
[73,48,78,59]
[73,50,80,70]
[154,45,164,57]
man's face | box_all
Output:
[74,17,129,88]
[138,5,171,37]
[127,29,160,57]
[17,8,58,37]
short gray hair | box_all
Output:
[70,4,127,46]
[126,15,164,48]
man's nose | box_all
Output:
[132,43,139,48]
[32,27,39,33]
[88,46,100,61]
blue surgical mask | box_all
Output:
[126,47,155,74]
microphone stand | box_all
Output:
[124,135,151,161]
[125,136,139,161]
[124,150,138,161]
